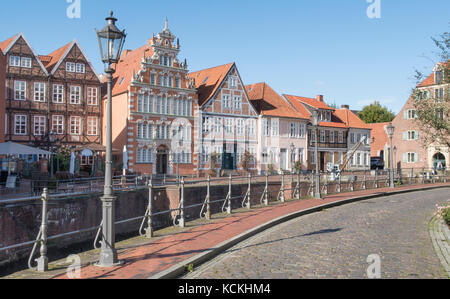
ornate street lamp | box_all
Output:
[386,122,395,188]
[311,110,321,199]
[95,11,126,267]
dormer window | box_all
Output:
[435,70,443,84]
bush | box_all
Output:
[436,202,450,226]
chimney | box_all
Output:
[341,105,350,109]
[316,95,324,102]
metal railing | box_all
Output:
[0,168,448,272]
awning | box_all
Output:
[0,142,53,156]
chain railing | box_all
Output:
[0,168,448,272]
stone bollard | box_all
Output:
[146,179,154,238]
[227,175,232,214]
[206,176,211,220]
[179,177,185,228]
[280,171,285,202]
[247,173,252,209]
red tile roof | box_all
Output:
[42,42,73,73]
[417,60,450,87]
[284,94,334,111]
[0,34,19,53]
[110,44,155,96]
[334,108,371,129]
[245,83,308,119]
[188,63,235,107]
[367,122,389,157]
[284,94,348,128]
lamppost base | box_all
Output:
[314,193,322,200]
[95,260,124,268]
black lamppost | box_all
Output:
[95,11,126,267]
[386,123,395,188]
[311,110,321,199]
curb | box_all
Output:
[429,215,450,277]
[149,184,450,279]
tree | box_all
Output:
[358,101,396,124]
[412,28,450,147]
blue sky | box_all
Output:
[1,0,449,113]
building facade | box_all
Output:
[246,83,309,174]
[392,62,449,170]
[106,21,197,176]
[0,34,102,156]
[189,63,259,176]
[284,94,349,172]
[0,49,5,143]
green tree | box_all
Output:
[358,101,395,124]
[412,28,450,147]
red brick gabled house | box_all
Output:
[391,61,449,171]
[0,33,102,154]
[0,49,5,143]
[104,21,197,176]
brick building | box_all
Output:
[0,33,102,169]
[367,122,390,168]
[105,21,197,176]
[0,49,5,143]
[246,82,309,173]
[391,62,449,170]
[189,63,259,176]
[284,94,349,171]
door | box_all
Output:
[157,150,168,174]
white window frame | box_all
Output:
[66,62,76,72]
[76,63,85,74]
[14,115,27,135]
[53,84,64,103]
[34,82,46,102]
[87,116,98,136]
[9,56,21,67]
[70,116,81,136]
[70,86,82,104]
[33,115,46,136]
[222,94,231,109]
[87,87,98,106]
[52,115,64,135]
[14,81,27,101]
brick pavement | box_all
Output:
[47,182,449,279]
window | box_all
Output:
[52,115,64,134]
[229,77,238,88]
[76,63,85,73]
[87,117,98,136]
[247,119,256,136]
[236,119,244,135]
[33,116,46,136]
[263,119,270,136]
[66,62,76,72]
[203,117,211,134]
[9,56,21,67]
[310,151,316,164]
[14,81,26,100]
[53,85,64,103]
[298,123,306,138]
[150,74,156,85]
[271,119,279,136]
[222,95,231,109]
[225,118,233,134]
[298,148,304,163]
[350,133,355,144]
[14,115,27,135]
[404,109,418,120]
[137,148,153,164]
[156,96,161,113]
[70,116,81,135]
[338,132,344,143]
[233,96,242,110]
[290,123,296,138]
[403,131,419,141]
[70,86,81,104]
[175,77,181,88]
[87,87,98,105]
[403,152,419,163]
[330,131,335,143]
[34,83,46,102]
[21,57,32,68]
[320,130,326,143]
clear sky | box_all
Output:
[1,0,449,113]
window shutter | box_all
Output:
[403,153,407,163]
[415,131,419,140]
[402,132,407,140]
[414,153,419,163]
[404,110,408,119]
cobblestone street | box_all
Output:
[183,188,450,279]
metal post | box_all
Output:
[227,175,232,214]
[265,173,269,205]
[146,179,153,238]
[247,173,252,209]
[36,188,49,272]
[422,167,425,184]
[296,171,300,200]
[375,170,378,189]
[179,177,185,228]
[337,172,342,193]
[362,170,366,190]
[389,140,394,188]
[280,171,285,202]
[314,127,321,199]
[206,176,211,220]
[98,70,119,267]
